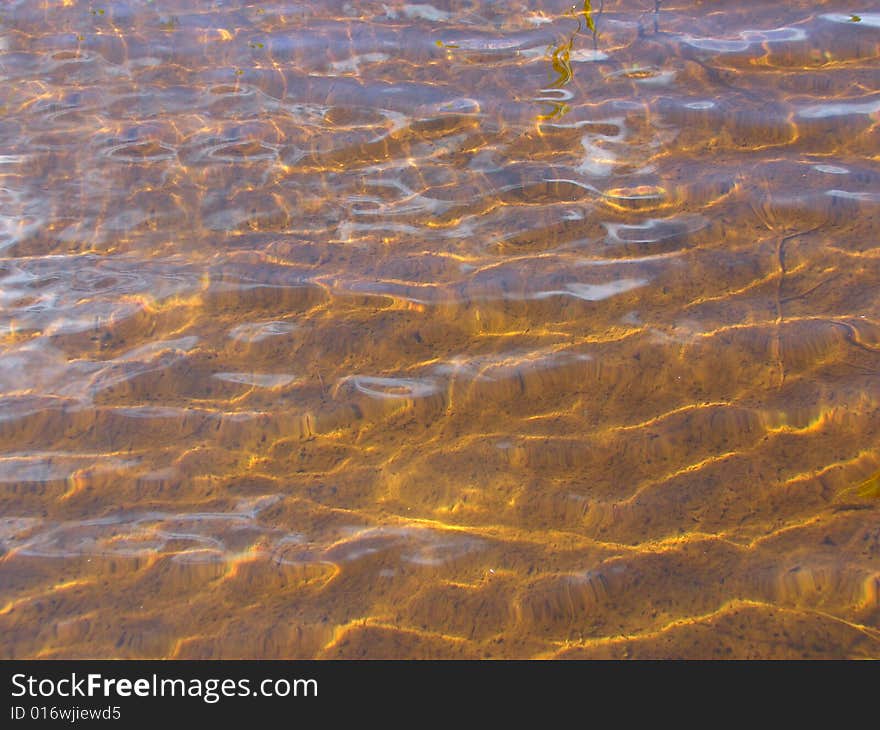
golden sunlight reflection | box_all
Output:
[0,0,878,660]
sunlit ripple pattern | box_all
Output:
[0,0,878,659]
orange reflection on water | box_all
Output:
[0,0,878,659]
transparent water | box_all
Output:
[0,0,878,658]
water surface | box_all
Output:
[1,0,879,658]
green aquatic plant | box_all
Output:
[536,1,601,121]
[431,1,601,122]
[547,35,574,89]
[536,37,574,120]
[579,0,597,34]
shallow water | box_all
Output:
[0,0,878,659]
